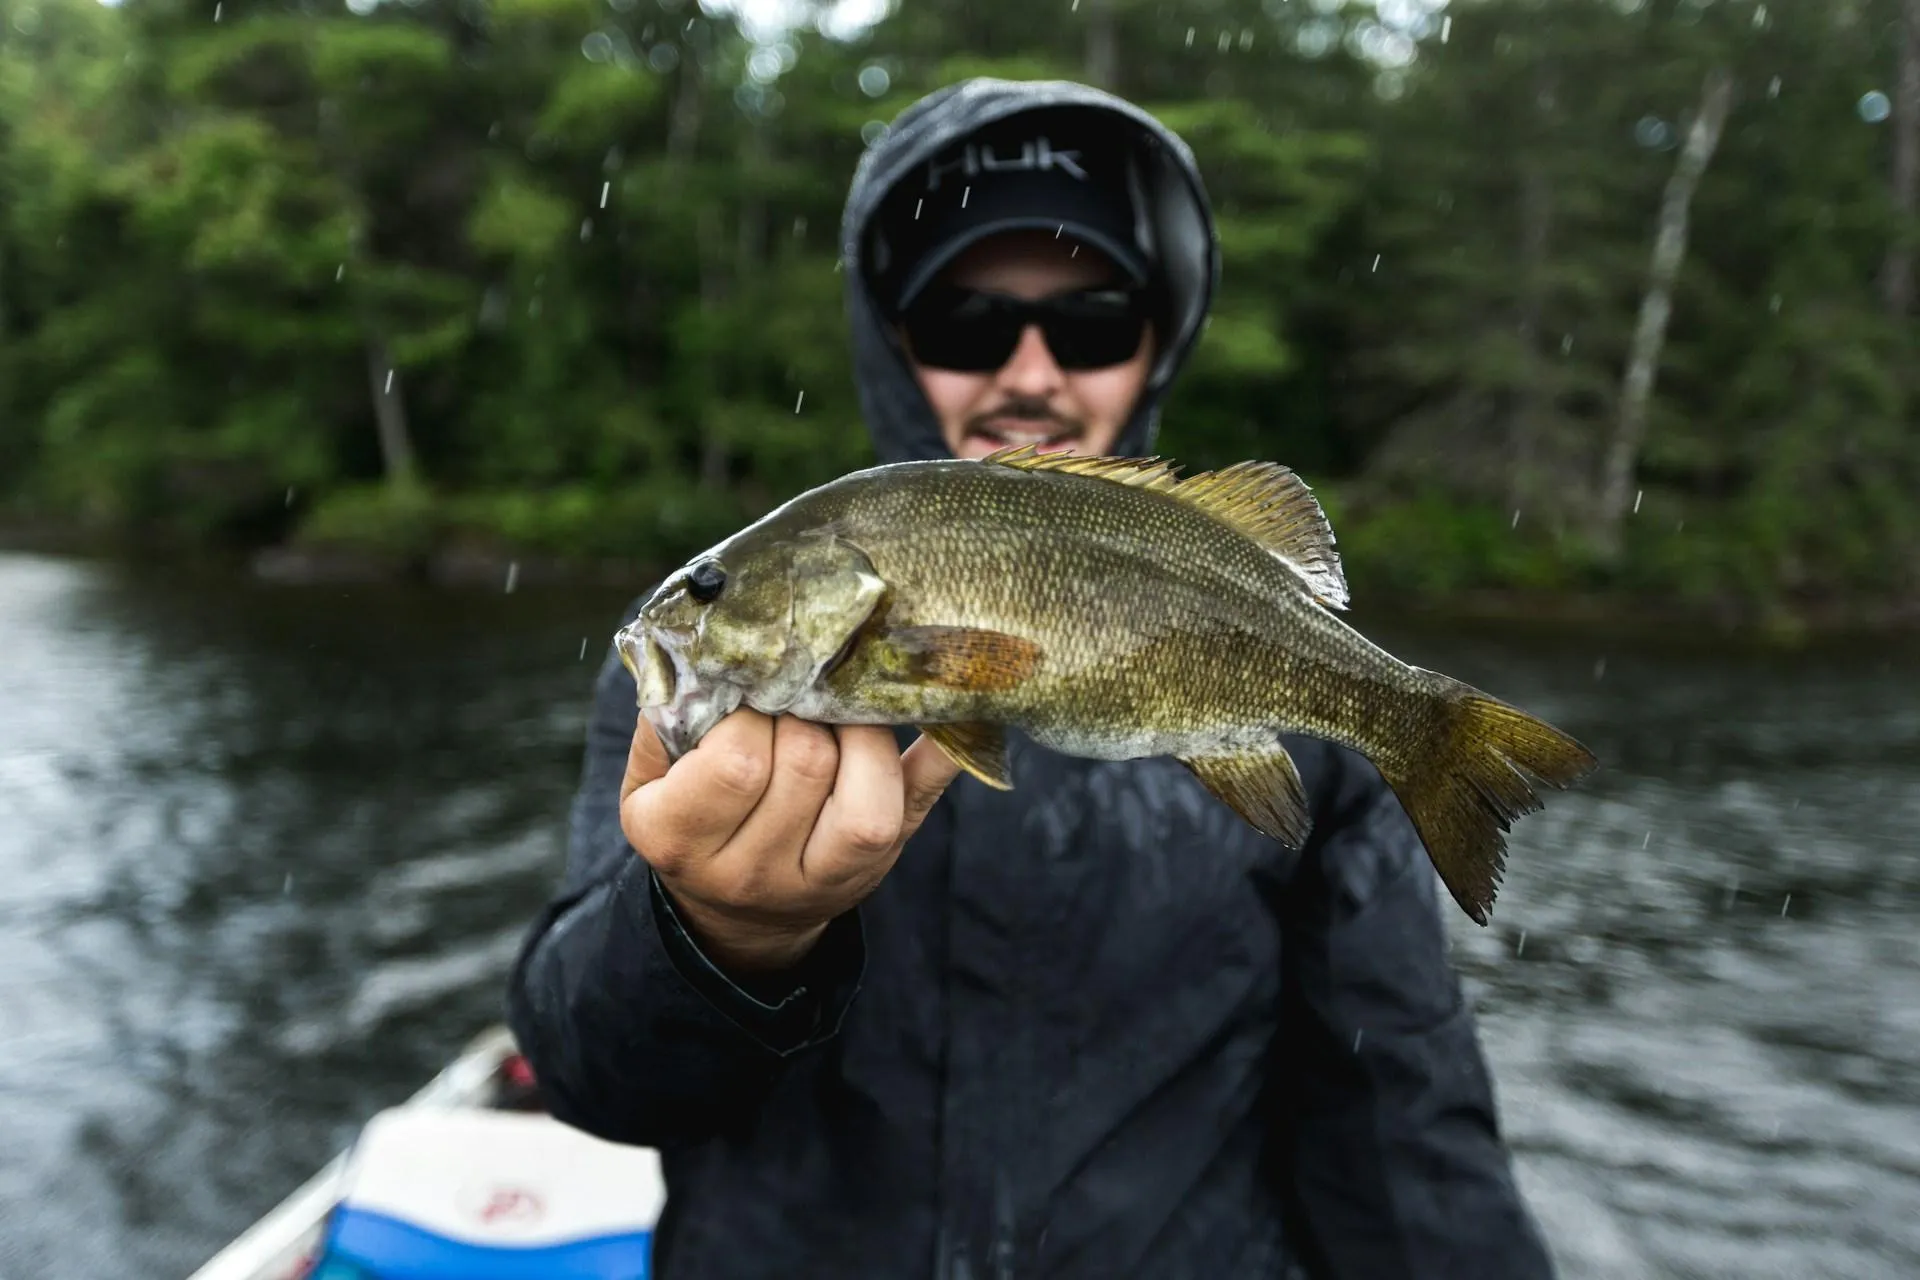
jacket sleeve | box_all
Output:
[1274,744,1555,1279]
[504,619,867,1149]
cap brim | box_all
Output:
[895,217,1152,313]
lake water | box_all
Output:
[0,550,1914,1279]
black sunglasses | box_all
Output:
[900,286,1154,373]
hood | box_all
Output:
[839,78,1221,464]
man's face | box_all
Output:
[900,230,1156,460]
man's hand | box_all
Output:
[620,710,960,976]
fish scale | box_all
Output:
[618,446,1598,924]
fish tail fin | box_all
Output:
[1379,675,1598,926]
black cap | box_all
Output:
[869,108,1158,315]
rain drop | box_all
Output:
[1593,657,1607,681]
[860,120,888,147]
[505,561,520,594]
[1634,116,1674,149]
[857,64,891,98]
[1780,893,1792,917]
[383,369,394,395]
[1440,15,1451,42]
[1370,254,1381,273]
[1185,27,1194,48]
[600,181,610,209]
[1510,509,1520,530]
[1515,930,1527,957]
[580,219,593,242]
[283,873,293,897]
[1767,76,1781,99]
[581,31,615,63]
[1633,489,1643,514]
[579,637,588,660]
[795,390,806,413]
[1352,1029,1364,1053]
[1858,92,1892,125]
[335,264,345,282]
[285,487,296,508]
[1641,831,1651,850]
[213,1,222,19]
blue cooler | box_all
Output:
[309,1106,664,1280]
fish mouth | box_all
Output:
[613,621,741,760]
[614,622,680,709]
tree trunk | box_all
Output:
[1083,0,1119,92]
[665,47,726,487]
[315,98,420,491]
[364,338,417,487]
[1509,64,1556,513]
[1595,67,1734,559]
[1881,0,1920,317]
[667,52,702,161]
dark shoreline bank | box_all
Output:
[6,526,1915,653]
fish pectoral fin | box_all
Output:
[920,722,1013,789]
[883,625,1043,693]
[1180,748,1313,849]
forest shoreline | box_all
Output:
[6,516,1914,650]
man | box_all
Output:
[506,78,1554,1279]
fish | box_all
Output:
[614,445,1598,924]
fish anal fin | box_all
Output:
[885,625,1043,693]
[920,722,1013,789]
[1180,748,1313,849]
[1169,462,1349,610]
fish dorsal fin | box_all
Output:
[1167,461,1348,610]
[982,448,1349,610]
[981,444,1185,492]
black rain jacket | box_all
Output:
[506,77,1555,1280]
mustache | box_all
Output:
[964,400,1082,436]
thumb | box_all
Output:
[621,717,673,807]
[898,733,963,842]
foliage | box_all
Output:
[0,0,1914,619]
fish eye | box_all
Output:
[685,560,727,604]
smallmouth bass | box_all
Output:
[616,445,1598,924]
